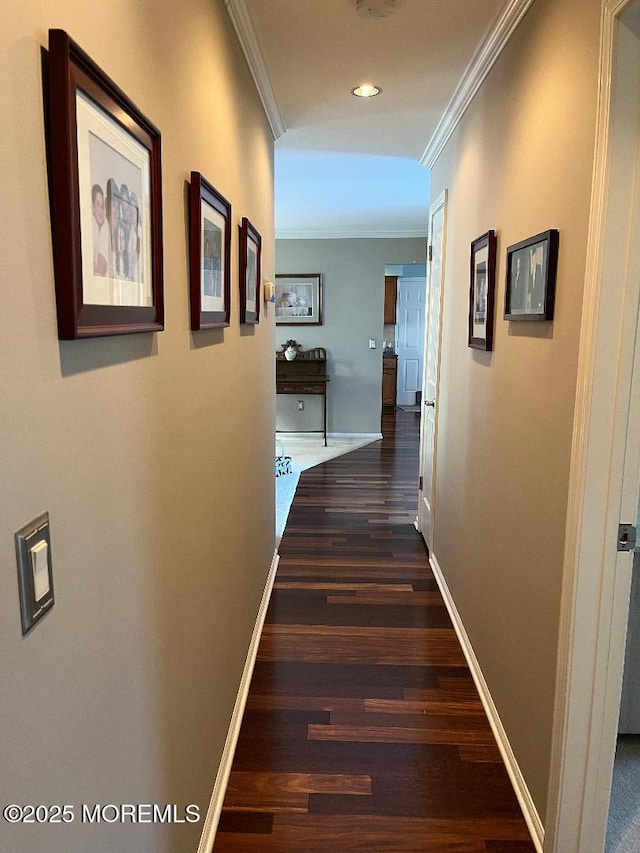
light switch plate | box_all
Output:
[15,512,54,635]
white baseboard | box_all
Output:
[429,552,545,853]
[328,432,382,441]
[276,432,382,441]
[197,550,279,853]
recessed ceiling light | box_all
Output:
[351,84,381,98]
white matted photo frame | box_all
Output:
[189,172,231,329]
[46,29,163,339]
[275,274,323,326]
[468,230,497,351]
[239,217,261,324]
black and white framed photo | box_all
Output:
[46,29,164,339]
[189,172,231,329]
[504,229,559,321]
[468,230,497,351]
[239,217,261,324]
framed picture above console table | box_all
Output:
[276,341,328,446]
[275,274,322,326]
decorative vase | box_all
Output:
[284,345,297,361]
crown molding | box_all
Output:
[224,0,286,139]
[276,229,428,240]
[420,0,534,169]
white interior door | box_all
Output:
[417,190,447,545]
[396,277,426,407]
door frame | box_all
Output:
[546,2,640,849]
[417,188,448,548]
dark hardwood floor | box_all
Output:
[213,412,535,852]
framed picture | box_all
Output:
[275,274,323,326]
[46,29,163,339]
[189,172,231,329]
[504,229,559,321]
[239,217,261,324]
[468,230,497,351]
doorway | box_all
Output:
[395,275,426,408]
[382,264,427,427]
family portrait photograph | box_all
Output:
[77,90,152,308]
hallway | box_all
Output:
[213,412,535,852]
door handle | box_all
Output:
[424,400,435,407]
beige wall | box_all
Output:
[429,0,601,820]
[0,1,274,851]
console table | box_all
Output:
[276,342,328,446]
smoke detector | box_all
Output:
[356,0,396,19]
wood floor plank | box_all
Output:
[258,625,467,666]
[327,709,492,735]
[212,830,487,852]
[212,412,535,852]
[214,813,531,852]
[246,694,366,713]
[228,771,372,796]
[257,636,466,666]
[216,811,274,834]
[324,591,445,606]
[458,743,503,763]
[275,813,534,840]
[223,771,372,813]
[406,683,481,701]
[307,723,496,746]
[274,582,415,591]
[364,698,485,716]
[262,624,460,640]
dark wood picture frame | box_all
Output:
[189,172,231,329]
[46,29,163,339]
[275,274,324,326]
[504,229,559,321]
[239,217,261,324]
[468,230,497,351]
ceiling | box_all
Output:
[225,0,532,238]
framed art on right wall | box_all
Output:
[504,229,559,321]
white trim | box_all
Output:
[420,0,534,169]
[275,229,429,240]
[197,550,279,853]
[546,2,640,850]
[328,432,382,440]
[429,552,544,853]
[223,0,286,139]
[276,432,383,441]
